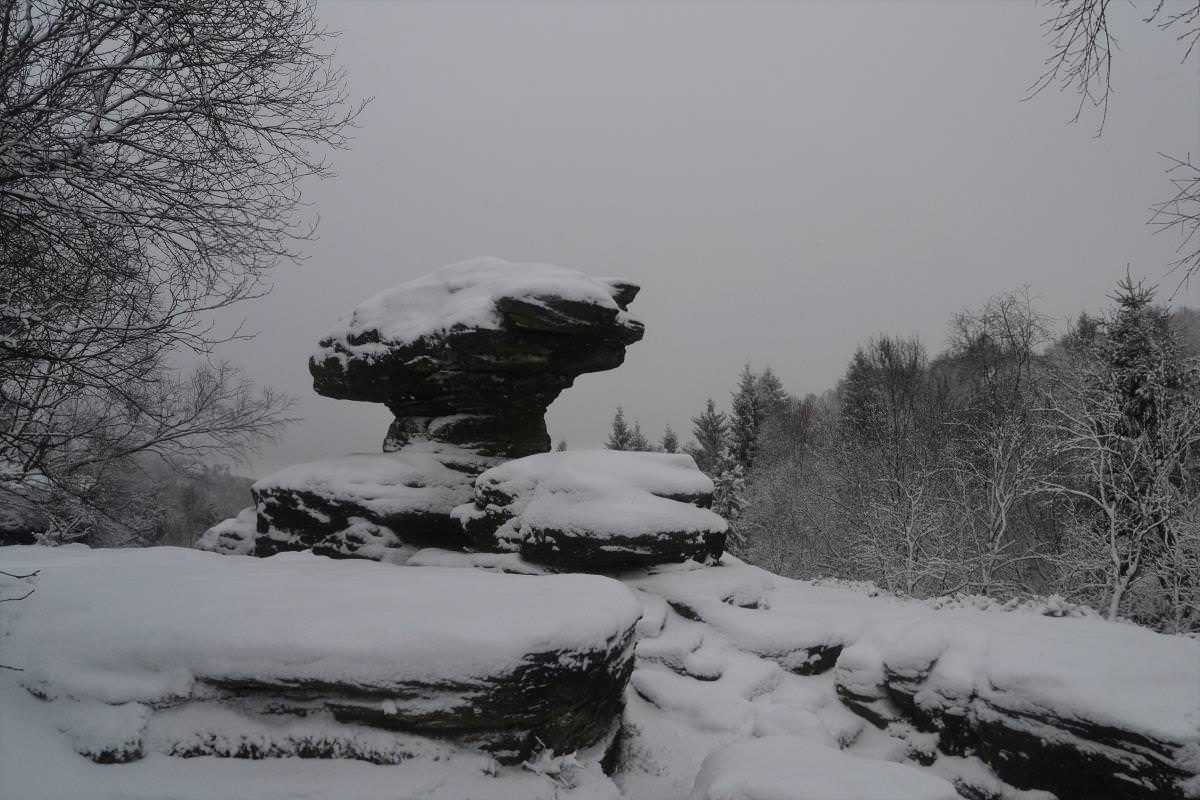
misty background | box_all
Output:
[218,0,1199,475]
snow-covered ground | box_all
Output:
[1,545,1197,800]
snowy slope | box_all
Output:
[1,546,1198,800]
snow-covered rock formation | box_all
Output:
[309,257,644,458]
[835,609,1200,800]
[454,450,728,569]
[134,259,1200,799]
[1,546,640,765]
[204,258,648,561]
[3,545,1198,800]
[247,444,494,558]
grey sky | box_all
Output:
[222,0,1199,475]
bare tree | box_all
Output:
[1153,489,1200,633]
[1031,0,1200,286]
[1040,280,1200,620]
[943,289,1056,595]
[0,0,360,540]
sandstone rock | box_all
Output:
[453,450,728,570]
[308,258,644,458]
[6,547,644,764]
[833,611,1200,800]
[247,444,497,558]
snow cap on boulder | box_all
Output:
[453,449,728,570]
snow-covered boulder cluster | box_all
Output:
[310,257,644,458]
[5,547,1198,799]
[25,259,1190,799]
[626,562,1200,800]
[200,258,658,563]
[454,450,728,569]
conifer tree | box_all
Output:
[660,425,680,453]
[730,365,762,470]
[756,367,789,414]
[689,398,729,476]
[730,364,790,472]
[605,407,634,450]
[629,421,652,451]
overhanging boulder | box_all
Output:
[309,258,644,459]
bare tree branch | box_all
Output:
[0,0,361,542]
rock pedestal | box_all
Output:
[309,257,644,459]
[186,258,711,767]
[206,258,648,560]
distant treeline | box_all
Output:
[1,459,252,549]
[606,283,1200,634]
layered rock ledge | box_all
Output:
[243,444,498,558]
[453,450,728,570]
[833,608,1200,800]
[4,546,642,764]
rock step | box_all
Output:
[4,546,643,764]
[453,450,728,571]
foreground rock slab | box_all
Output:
[1,546,642,764]
[453,450,728,570]
[834,608,1200,800]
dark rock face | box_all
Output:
[520,525,725,571]
[14,549,645,768]
[834,659,1196,800]
[246,448,495,559]
[326,625,636,761]
[453,450,728,571]
[197,622,637,763]
[308,259,644,459]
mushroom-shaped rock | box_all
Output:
[689,737,959,800]
[248,443,497,558]
[4,546,643,764]
[453,450,728,570]
[309,258,644,458]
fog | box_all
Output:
[220,1,1199,474]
